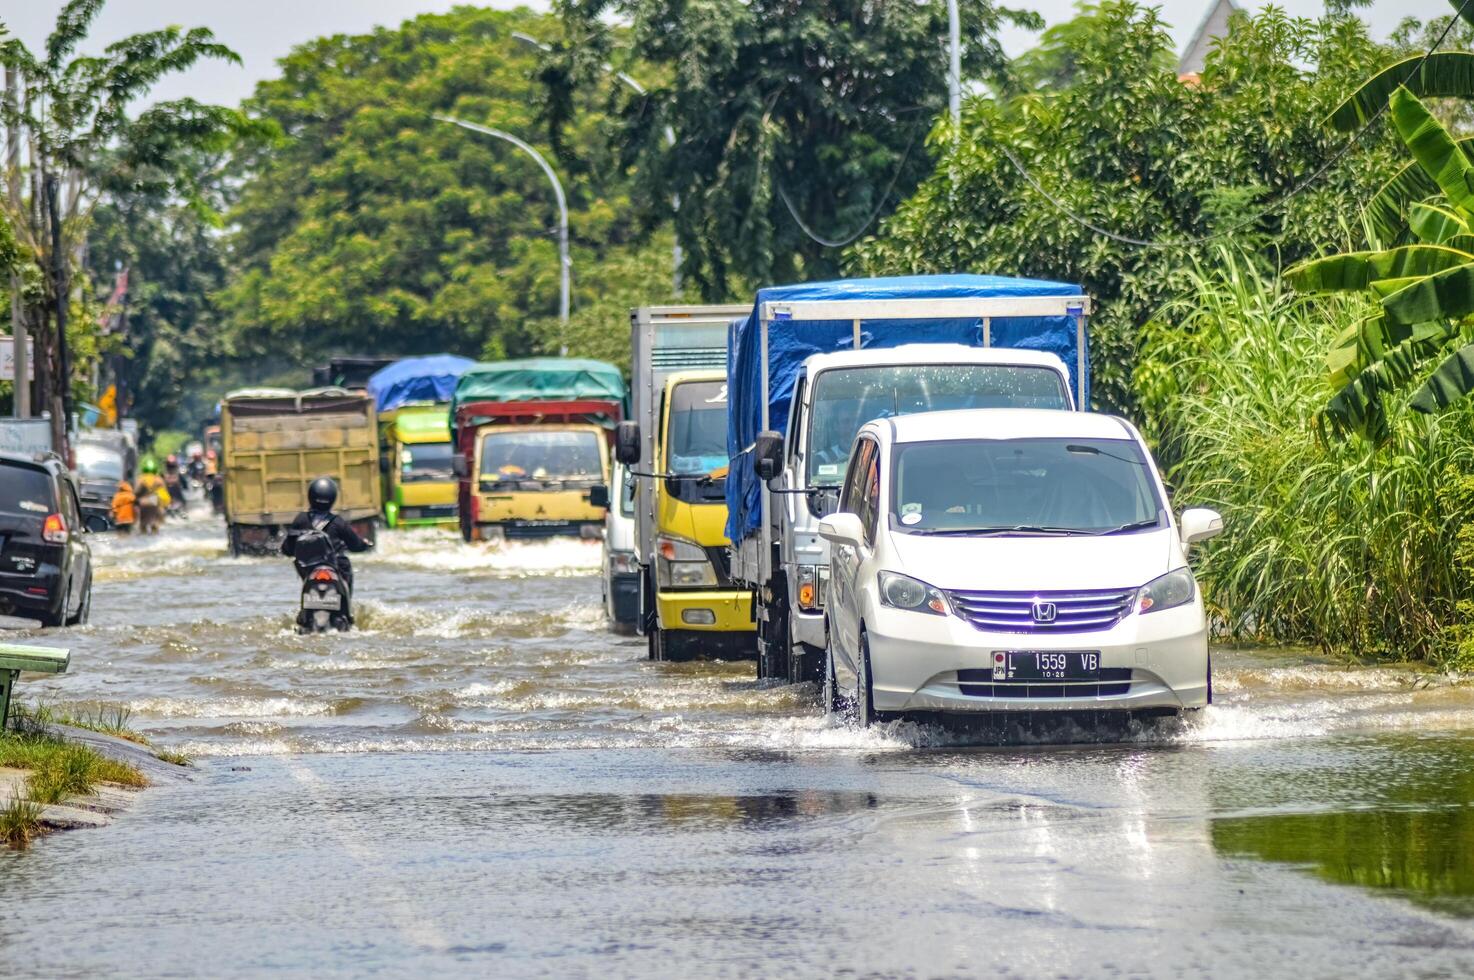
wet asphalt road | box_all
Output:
[4,518,1474,977]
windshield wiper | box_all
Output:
[1090,518,1162,536]
[909,525,1077,537]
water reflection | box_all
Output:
[1211,734,1474,915]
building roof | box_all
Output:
[1177,0,1239,77]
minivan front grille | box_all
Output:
[948,587,1137,634]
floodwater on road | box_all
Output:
[5,516,1474,977]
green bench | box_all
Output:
[0,644,70,730]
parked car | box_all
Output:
[817,409,1222,726]
[601,460,640,633]
[0,452,96,627]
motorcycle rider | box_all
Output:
[281,477,369,597]
[135,459,168,534]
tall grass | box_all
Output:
[1135,250,1474,664]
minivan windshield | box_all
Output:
[891,437,1162,535]
[807,364,1069,486]
[76,444,125,482]
[667,379,728,503]
[400,442,455,482]
[479,430,603,485]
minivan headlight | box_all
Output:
[878,571,950,616]
[1137,568,1195,614]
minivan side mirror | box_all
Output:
[451,455,468,478]
[1180,507,1223,546]
[589,484,610,509]
[614,421,641,465]
[818,512,865,548]
[83,514,109,534]
[752,430,783,483]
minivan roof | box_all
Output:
[0,450,60,472]
[876,408,1134,444]
[804,344,1068,375]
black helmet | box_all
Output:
[307,477,338,513]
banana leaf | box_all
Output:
[1381,260,1474,324]
[1365,138,1474,246]
[1391,88,1474,217]
[1444,234,1474,253]
[1411,342,1474,413]
[1327,53,1474,132]
[1286,244,1473,293]
[1328,313,1445,389]
[1323,322,1459,440]
[1409,201,1472,243]
[1452,0,1474,29]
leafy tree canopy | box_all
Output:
[849,1,1403,412]
[550,0,1040,299]
[219,5,653,367]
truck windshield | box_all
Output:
[480,430,603,485]
[76,444,125,482]
[400,442,456,482]
[666,380,728,502]
[807,364,1069,486]
[891,437,1162,535]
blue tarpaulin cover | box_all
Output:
[725,274,1088,543]
[367,355,475,412]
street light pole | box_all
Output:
[512,32,682,294]
[434,114,570,353]
[946,0,961,124]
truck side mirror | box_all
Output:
[614,421,641,465]
[753,430,783,483]
[451,455,467,478]
[589,484,610,509]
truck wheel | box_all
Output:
[227,525,240,557]
[758,600,790,681]
[648,626,665,662]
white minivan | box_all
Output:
[818,409,1222,725]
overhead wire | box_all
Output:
[777,129,920,248]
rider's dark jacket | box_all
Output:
[281,511,369,585]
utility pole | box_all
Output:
[947,0,962,124]
[44,175,70,460]
[4,68,27,417]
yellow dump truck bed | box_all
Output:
[221,387,381,526]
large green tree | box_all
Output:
[220,6,651,367]
[850,2,1402,412]
[549,0,1039,300]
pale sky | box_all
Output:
[3,0,1450,109]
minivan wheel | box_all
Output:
[855,631,877,728]
[66,574,92,626]
[38,584,68,629]
[822,643,844,718]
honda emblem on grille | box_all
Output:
[1031,601,1057,624]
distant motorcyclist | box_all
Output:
[110,480,137,534]
[163,454,186,516]
[281,477,369,593]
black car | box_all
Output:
[0,452,94,627]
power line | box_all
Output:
[992,0,1472,251]
[778,130,919,248]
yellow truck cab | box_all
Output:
[381,405,458,528]
[644,370,754,659]
[614,305,755,662]
[451,359,626,542]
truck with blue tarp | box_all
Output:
[725,274,1092,683]
[368,355,474,528]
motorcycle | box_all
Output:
[290,528,352,633]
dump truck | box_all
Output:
[366,355,473,529]
[725,274,1091,683]
[220,387,381,555]
[612,305,755,661]
[450,359,625,542]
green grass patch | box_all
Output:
[0,792,43,849]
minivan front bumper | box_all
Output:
[865,599,1209,714]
